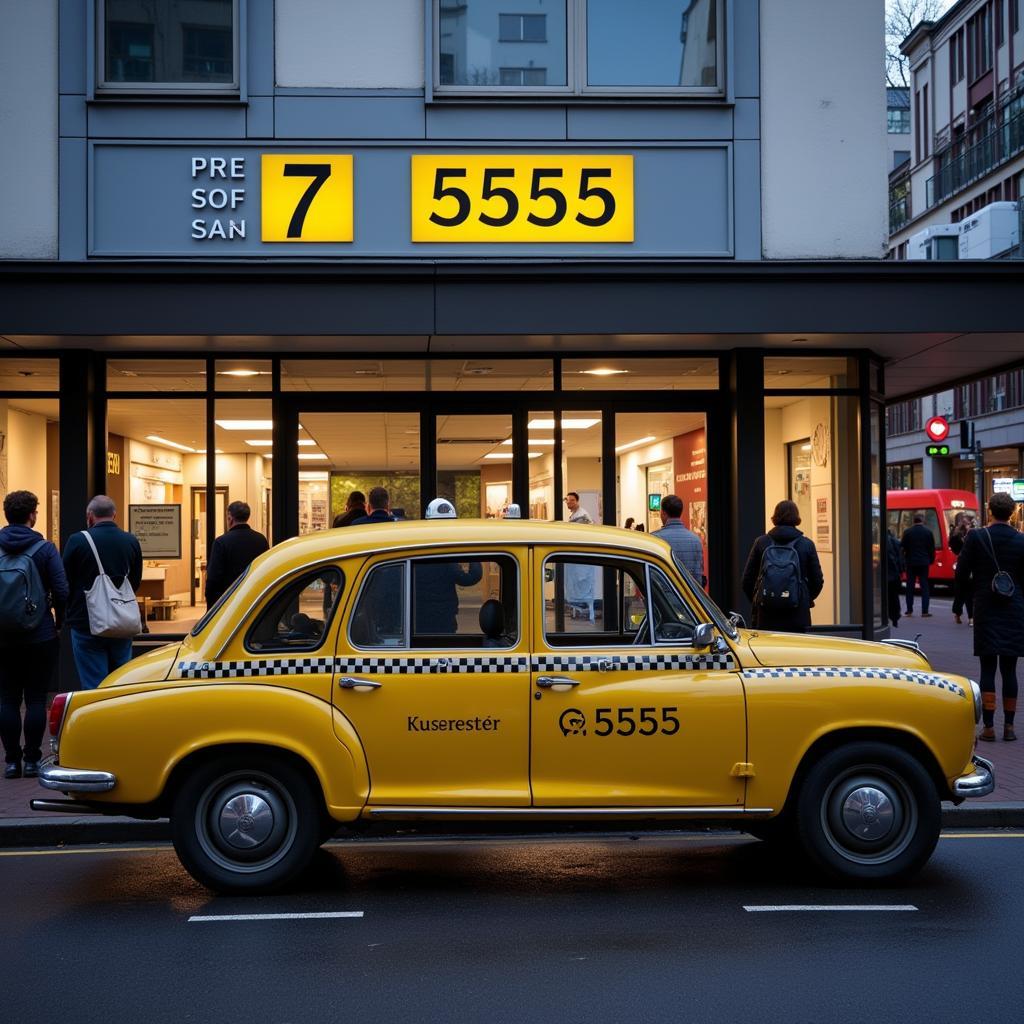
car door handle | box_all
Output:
[536,675,580,691]
[338,676,382,691]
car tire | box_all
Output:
[171,752,322,894]
[795,742,940,883]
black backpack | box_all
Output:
[0,539,48,636]
[755,538,803,611]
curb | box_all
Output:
[0,802,1022,848]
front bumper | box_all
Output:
[38,760,117,793]
[953,754,996,799]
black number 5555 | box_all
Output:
[594,706,680,737]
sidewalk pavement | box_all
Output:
[1,598,1020,846]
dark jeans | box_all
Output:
[887,581,902,625]
[952,582,974,619]
[979,655,1019,727]
[70,629,133,690]
[905,566,930,613]
[0,638,59,764]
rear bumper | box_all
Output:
[38,760,117,793]
[952,754,995,799]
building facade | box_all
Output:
[3,0,1023,645]
[888,0,1024,256]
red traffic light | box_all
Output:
[925,416,950,442]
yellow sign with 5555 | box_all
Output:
[254,152,634,244]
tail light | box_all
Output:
[48,692,71,758]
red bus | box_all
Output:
[886,489,979,586]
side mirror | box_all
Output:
[728,611,746,629]
[692,622,716,649]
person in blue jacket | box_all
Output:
[0,490,69,779]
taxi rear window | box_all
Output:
[245,567,343,653]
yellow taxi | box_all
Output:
[37,506,993,893]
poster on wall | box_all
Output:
[129,504,182,558]
[813,490,833,554]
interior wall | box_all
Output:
[618,438,673,527]
[7,407,50,538]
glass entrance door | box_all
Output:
[435,413,515,518]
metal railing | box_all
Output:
[927,104,1024,208]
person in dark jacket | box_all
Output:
[332,491,366,529]
[413,560,484,634]
[741,500,825,633]
[900,514,936,617]
[205,501,270,606]
[0,491,69,779]
[954,491,1024,742]
[350,486,396,525]
[885,529,902,627]
[949,512,974,625]
[62,495,143,691]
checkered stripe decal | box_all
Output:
[335,656,531,675]
[532,652,736,673]
[178,658,334,679]
[741,666,967,698]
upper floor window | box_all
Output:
[98,0,239,94]
[887,108,910,133]
[435,0,723,97]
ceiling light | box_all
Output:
[298,471,329,482]
[196,449,224,455]
[500,438,555,446]
[146,435,195,453]
[580,368,628,377]
[615,436,656,453]
[215,419,273,430]
[298,453,328,461]
[217,369,270,378]
[484,452,542,460]
[527,418,600,430]
[244,439,273,447]
[297,439,316,447]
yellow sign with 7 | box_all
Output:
[410,154,634,243]
[261,154,354,242]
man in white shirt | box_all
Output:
[564,491,593,524]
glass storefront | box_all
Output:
[0,352,888,639]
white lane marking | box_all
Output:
[743,905,917,913]
[188,911,364,923]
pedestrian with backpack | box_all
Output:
[954,491,1024,742]
[741,499,825,633]
[0,490,69,779]
[62,495,143,691]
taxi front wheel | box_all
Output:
[795,742,940,883]
[171,753,321,894]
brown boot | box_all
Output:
[979,726,996,742]
[1004,725,1017,742]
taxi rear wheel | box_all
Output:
[171,753,321,894]
[796,742,940,883]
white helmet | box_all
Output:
[503,504,522,519]
[425,497,457,519]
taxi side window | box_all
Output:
[411,556,518,649]
[544,556,648,647]
[246,567,343,653]
[350,561,407,648]
[649,567,697,642]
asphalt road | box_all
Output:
[6,830,1023,1024]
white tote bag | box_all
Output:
[80,530,142,638]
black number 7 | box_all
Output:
[282,163,332,238]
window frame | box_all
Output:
[348,551,523,651]
[96,0,241,96]
[432,0,726,100]
[243,565,344,655]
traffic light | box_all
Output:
[926,443,951,457]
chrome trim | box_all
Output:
[536,675,580,689]
[338,676,382,690]
[953,754,995,798]
[367,806,774,818]
[29,798,103,814]
[970,680,982,724]
[38,762,117,793]
[880,638,929,664]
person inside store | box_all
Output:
[62,495,143,691]
[0,490,69,779]
[205,501,270,607]
[954,491,1024,742]
[351,486,396,525]
[332,490,367,528]
[623,517,635,530]
[948,511,974,626]
[652,494,706,587]
[564,492,593,524]
[741,499,824,634]
[885,527,902,628]
[413,560,484,635]
[900,513,935,617]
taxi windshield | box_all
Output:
[670,551,737,638]
[190,567,249,637]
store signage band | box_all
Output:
[192,152,634,244]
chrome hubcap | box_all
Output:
[218,793,274,849]
[839,786,894,842]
